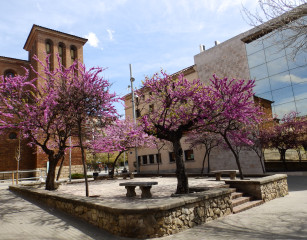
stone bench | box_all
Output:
[211,170,239,181]
[119,182,158,198]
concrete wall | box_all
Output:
[194,33,250,84]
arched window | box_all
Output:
[70,45,77,65]
[8,132,17,140]
[58,42,66,67]
[4,69,16,79]
[45,39,54,71]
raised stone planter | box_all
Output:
[9,185,232,238]
[225,174,288,202]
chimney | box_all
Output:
[199,44,205,52]
[215,41,220,46]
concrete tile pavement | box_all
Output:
[155,176,307,240]
[0,184,129,240]
[1,176,307,240]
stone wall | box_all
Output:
[9,186,232,238]
[225,174,288,202]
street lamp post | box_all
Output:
[129,64,139,173]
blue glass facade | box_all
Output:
[246,17,307,117]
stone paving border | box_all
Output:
[9,185,232,238]
[8,174,288,239]
[225,174,288,202]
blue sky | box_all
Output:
[0,0,258,116]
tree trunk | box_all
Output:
[297,149,302,162]
[279,148,287,171]
[173,139,189,194]
[200,151,208,176]
[56,155,65,181]
[78,122,89,197]
[207,149,211,174]
[259,151,266,174]
[157,151,160,177]
[223,135,244,179]
[110,151,123,178]
[45,154,59,190]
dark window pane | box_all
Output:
[149,154,154,164]
[9,132,17,139]
[254,78,270,94]
[246,39,263,55]
[184,150,194,161]
[273,101,297,118]
[290,66,307,84]
[272,86,294,105]
[269,72,291,91]
[156,154,162,163]
[264,44,286,62]
[249,64,268,80]
[293,82,307,101]
[142,155,148,165]
[256,91,273,102]
[248,50,266,68]
[267,56,288,76]
[5,72,15,78]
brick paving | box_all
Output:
[0,175,307,240]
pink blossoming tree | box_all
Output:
[0,55,117,192]
[204,75,263,179]
[185,131,221,175]
[137,71,212,194]
[91,119,154,178]
[260,112,307,170]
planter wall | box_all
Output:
[9,186,232,238]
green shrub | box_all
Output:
[71,173,92,179]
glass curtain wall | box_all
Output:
[246,16,307,118]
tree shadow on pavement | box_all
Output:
[4,189,132,240]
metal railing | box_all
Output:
[0,169,47,185]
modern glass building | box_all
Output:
[246,16,307,118]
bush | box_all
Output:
[71,173,92,179]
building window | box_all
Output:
[246,18,307,118]
[8,132,17,140]
[45,39,54,71]
[156,153,162,164]
[142,155,148,165]
[149,154,155,164]
[58,42,66,67]
[46,42,51,54]
[184,150,194,161]
[169,152,175,162]
[70,45,77,65]
[136,109,141,118]
[4,70,16,79]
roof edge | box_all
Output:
[24,24,88,50]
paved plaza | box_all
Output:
[0,175,307,240]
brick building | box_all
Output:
[0,25,88,178]
[124,7,307,174]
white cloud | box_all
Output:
[107,29,115,41]
[289,74,307,84]
[85,32,99,47]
